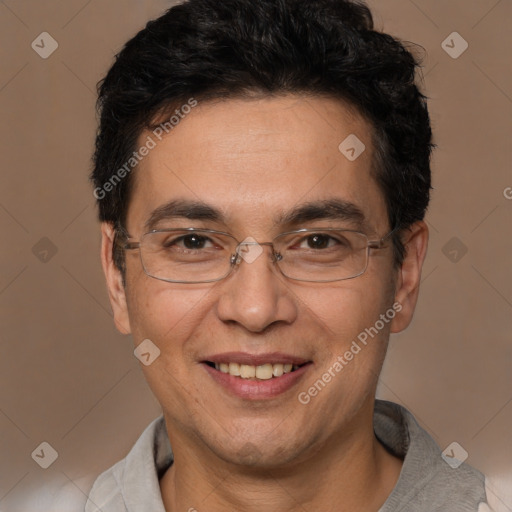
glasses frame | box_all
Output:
[117,226,398,284]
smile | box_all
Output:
[201,353,313,399]
[206,361,303,379]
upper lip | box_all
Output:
[202,352,311,366]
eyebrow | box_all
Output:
[276,199,367,230]
[143,198,368,232]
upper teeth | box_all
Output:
[214,362,297,379]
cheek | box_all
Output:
[307,280,391,340]
[126,280,215,404]
[301,272,396,383]
[126,271,211,354]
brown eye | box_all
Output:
[305,234,332,249]
[296,233,347,250]
[162,234,213,250]
[180,234,209,250]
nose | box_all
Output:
[215,243,297,333]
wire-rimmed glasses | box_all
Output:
[117,226,396,284]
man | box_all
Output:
[86,0,491,510]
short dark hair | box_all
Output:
[92,0,433,272]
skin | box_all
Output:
[101,95,428,512]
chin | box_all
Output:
[218,443,300,469]
[203,425,314,470]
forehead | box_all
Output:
[127,95,388,236]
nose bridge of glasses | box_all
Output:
[237,240,274,248]
[233,240,280,265]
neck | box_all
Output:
[159,405,403,512]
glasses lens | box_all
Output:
[140,230,234,283]
[274,229,369,282]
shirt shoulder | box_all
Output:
[85,459,128,512]
[84,416,171,512]
[375,399,490,512]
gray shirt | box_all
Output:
[85,399,490,511]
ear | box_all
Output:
[390,221,429,333]
[100,222,131,334]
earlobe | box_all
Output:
[100,222,132,335]
[390,221,429,333]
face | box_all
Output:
[101,94,427,468]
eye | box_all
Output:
[298,233,344,250]
[164,233,214,250]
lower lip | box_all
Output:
[202,363,312,400]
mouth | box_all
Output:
[203,361,306,380]
[200,352,313,399]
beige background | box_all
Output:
[0,0,511,510]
